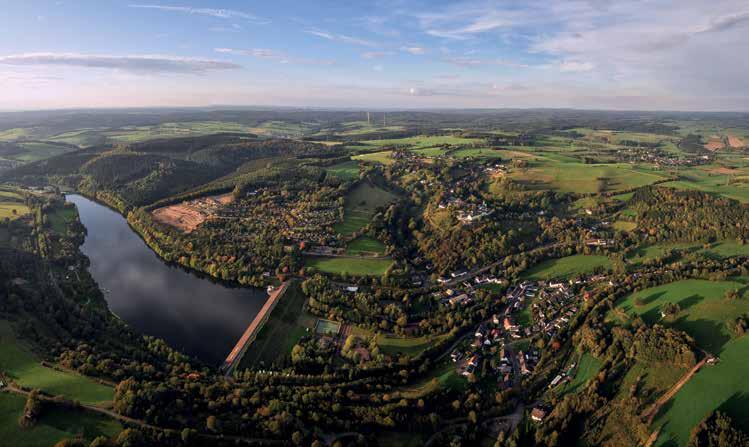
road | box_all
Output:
[222,281,290,377]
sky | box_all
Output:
[1,0,748,111]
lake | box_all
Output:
[66,194,268,366]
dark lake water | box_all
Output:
[66,194,268,366]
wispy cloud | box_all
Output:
[129,4,268,23]
[304,29,377,47]
[0,53,241,74]
[443,56,531,68]
[401,46,426,55]
[361,51,394,59]
[215,48,335,65]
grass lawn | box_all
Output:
[612,221,637,232]
[239,282,315,368]
[558,353,603,396]
[521,255,612,280]
[305,256,393,276]
[0,321,114,405]
[345,236,386,255]
[324,160,360,181]
[0,393,121,446]
[334,182,397,235]
[611,278,749,353]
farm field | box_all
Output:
[8,142,77,162]
[0,321,114,405]
[47,206,77,234]
[345,235,386,255]
[661,165,749,203]
[358,135,482,149]
[305,256,393,276]
[506,158,671,194]
[0,393,121,446]
[106,121,258,143]
[521,255,612,280]
[0,191,30,220]
[334,182,397,235]
[611,278,749,352]
[451,147,504,159]
[238,282,315,368]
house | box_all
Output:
[503,317,516,331]
[346,286,359,293]
[531,407,547,423]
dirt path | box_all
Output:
[641,356,710,425]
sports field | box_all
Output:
[305,256,393,276]
[315,319,342,336]
[346,236,386,255]
[0,321,114,405]
[521,255,612,280]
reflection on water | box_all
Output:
[67,194,267,366]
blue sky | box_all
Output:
[1,0,748,110]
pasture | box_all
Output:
[0,321,114,405]
[611,278,749,353]
[334,182,397,235]
[451,147,505,159]
[305,256,393,276]
[521,255,612,280]
[0,393,121,447]
[654,335,749,447]
[0,190,30,221]
[661,164,749,203]
[10,142,77,162]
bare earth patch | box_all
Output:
[152,193,233,233]
[704,137,725,152]
[705,166,740,175]
[727,135,745,148]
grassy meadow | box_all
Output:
[521,255,612,280]
[305,256,393,276]
[0,322,114,405]
[334,182,397,235]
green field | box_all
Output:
[106,121,258,143]
[451,147,505,159]
[558,353,603,396]
[47,206,77,234]
[505,154,671,194]
[0,322,114,405]
[654,335,749,446]
[628,241,749,264]
[0,202,30,220]
[352,150,394,165]
[375,333,448,356]
[305,256,393,276]
[325,160,360,180]
[521,255,612,280]
[662,169,749,203]
[394,361,465,399]
[334,182,397,235]
[11,142,77,162]
[345,236,386,255]
[612,278,749,353]
[359,135,482,149]
[239,282,315,368]
[0,393,121,446]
